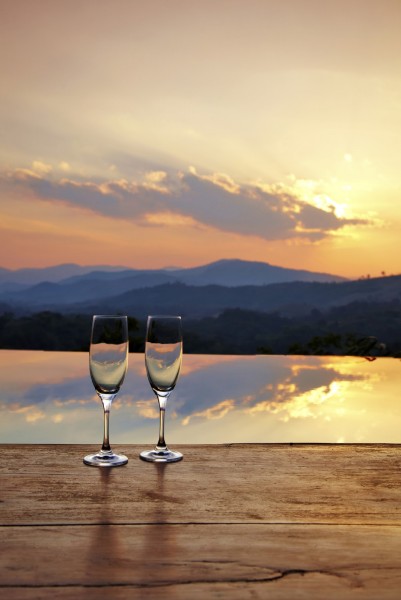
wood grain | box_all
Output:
[2,444,401,525]
[1,444,401,598]
[2,523,401,598]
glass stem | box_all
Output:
[100,394,114,453]
[156,394,168,450]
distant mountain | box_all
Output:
[0,263,127,286]
[67,275,401,319]
[1,272,401,320]
[166,259,346,286]
[0,257,360,316]
[1,272,178,306]
[0,258,347,311]
[61,258,346,287]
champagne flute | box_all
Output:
[84,315,129,467]
[140,315,183,463]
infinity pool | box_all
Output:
[1,350,400,444]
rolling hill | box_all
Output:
[0,270,400,320]
[0,258,346,310]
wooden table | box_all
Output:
[1,444,401,599]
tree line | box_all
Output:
[0,301,400,356]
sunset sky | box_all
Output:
[1,0,400,278]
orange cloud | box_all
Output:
[0,166,369,243]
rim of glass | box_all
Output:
[92,314,128,319]
[147,315,182,319]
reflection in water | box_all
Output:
[1,350,401,443]
[182,399,235,426]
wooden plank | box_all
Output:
[4,584,401,600]
[2,444,401,599]
[1,444,401,525]
[2,523,401,599]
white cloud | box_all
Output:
[32,161,52,175]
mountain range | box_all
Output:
[0,259,344,312]
[0,259,345,288]
[1,258,400,319]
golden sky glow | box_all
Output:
[1,0,401,278]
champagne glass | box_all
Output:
[84,315,129,467]
[140,315,183,463]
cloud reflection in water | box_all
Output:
[0,350,400,444]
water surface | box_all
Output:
[1,350,400,444]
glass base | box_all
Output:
[83,450,128,467]
[140,448,183,463]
